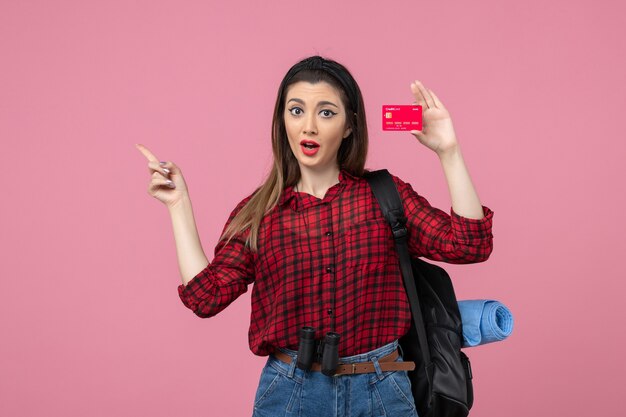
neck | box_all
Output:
[296,166,341,198]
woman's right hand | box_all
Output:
[136,143,190,209]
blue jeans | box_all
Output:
[252,339,419,417]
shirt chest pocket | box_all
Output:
[343,218,396,270]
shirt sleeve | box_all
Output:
[177,194,256,318]
[390,173,494,264]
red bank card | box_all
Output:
[382,105,422,131]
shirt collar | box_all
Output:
[278,168,359,211]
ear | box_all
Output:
[343,126,352,139]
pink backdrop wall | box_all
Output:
[2,0,624,416]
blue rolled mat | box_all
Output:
[457,300,514,347]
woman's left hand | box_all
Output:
[409,80,459,156]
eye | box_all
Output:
[320,110,337,118]
[287,107,302,116]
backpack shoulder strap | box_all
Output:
[363,169,432,369]
[362,169,409,239]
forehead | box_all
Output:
[285,81,343,104]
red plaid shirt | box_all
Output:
[178,169,494,357]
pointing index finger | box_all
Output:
[411,80,434,109]
[135,143,159,162]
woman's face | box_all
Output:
[284,81,352,172]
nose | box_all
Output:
[302,112,317,135]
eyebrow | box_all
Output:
[287,98,339,109]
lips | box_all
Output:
[300,139,320,156]
[300,139,320,148]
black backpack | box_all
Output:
[363,169,474,417]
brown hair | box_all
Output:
[219,55,370,252]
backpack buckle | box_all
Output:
[388,210,408,240]
[392,226,407,239]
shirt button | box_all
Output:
[326,266,333,273]
[325,231,332,237]
[327,308,333,316]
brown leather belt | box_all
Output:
[273,348,415,376]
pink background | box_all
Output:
[1,0,624,416]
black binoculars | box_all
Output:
[296,326,341,376]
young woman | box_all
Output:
[137,55,493,417]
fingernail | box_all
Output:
[160,161,166,166]
[163,168,170,174]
